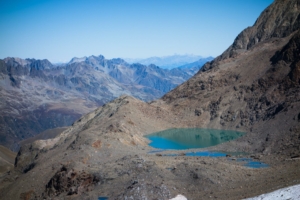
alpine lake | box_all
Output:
[145,128,244,150]
[145,128,269,168]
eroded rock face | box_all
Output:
[14,144,39,173]
[229,0,300,55]
[272,29,300,84]
[44,165,100,197]
[202,0,300,71]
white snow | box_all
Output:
[244,184,300,200]
[169,194,188,200]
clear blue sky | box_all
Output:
[0,0,273,63]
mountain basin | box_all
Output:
[145,128,245,150]
[146,128,269,168]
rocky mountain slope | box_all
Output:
[162,0,300,156]
[0,0,299,199]
[0,56,195,150]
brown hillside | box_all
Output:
[161,29,300,156]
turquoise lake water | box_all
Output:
[146,128,245,150]
[146,128,269,168]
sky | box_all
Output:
[0,0,273,63]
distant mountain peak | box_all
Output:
[68,55,107,65]
[110,58,127,65]
[3,57,30,66]
[25,58,54,70]
[124,54,212,69]
[3,57,53,69]
[68,56,87,64]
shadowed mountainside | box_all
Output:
[19,127,68,147]
[0,145,16,175]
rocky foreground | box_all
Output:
[0,0,300,199]
[0,95,299,200]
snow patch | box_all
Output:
[244,184,300,200]
[169,194,187,200]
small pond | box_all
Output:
[150,151,269,169]
[98,197,109,200]
[236,158,269,168]
[161,151,227,157]
[146,128,245,150]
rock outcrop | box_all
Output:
[202,0,300,71]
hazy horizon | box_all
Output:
[0,0,273,63]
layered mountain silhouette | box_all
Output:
[0,56,201,150]
[124,55,213,69]
[0,0,300,199]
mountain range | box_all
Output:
[124,55,214,69]
[0,55,208,150]
[0,0,300,199]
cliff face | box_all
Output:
[232,0,299,49]
[272,28,300,84]
[202,0,300,71]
